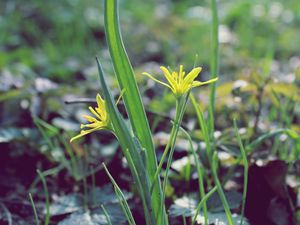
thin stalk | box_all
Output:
[29,165,63,191]
[103,163,136,225]
[190,94,212,158]
[101,205,113,225]
[90,166,97,206]
[162,94,190,209]
[83,152,88,209]
[96,58,155,225]
[29,193,40,225]
[60,135,78,178]
[150,97,185,193]
[234,119,248,225]
[182,216,187,225]
[179,126,208,225]
[191,186,218,225]
[124,149,155,225]
[36,170,50,225]
[208,0,219,138]
[211,153,234,225]
[252,85,264,135]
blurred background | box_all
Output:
[0,0,300,224]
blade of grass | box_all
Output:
[29,193,40,225]
[123,149,154,225]
[190,94,212,158]
[104,0,156,171]
[179,126,208,225]
[161,94,190,219]
[191,93,233,224]
[191,186,218,225]
[246,128,298,154]
[182,215,187,225]
[29,165,64,191]
[36,170,50,225]
[233,119,248,225]
[96,58,155,225]
[211,153,234,225]
[103,163,136,225]
[101,205,113,225]
[104,1,166,223]
[208,0,219,137]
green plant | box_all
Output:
[69,0,247,224]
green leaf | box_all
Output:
[96,58,155,225]
[246,129,299,153]
[104,1,166,224]
[104,0,157,175]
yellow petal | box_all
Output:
[96,94,105,109]
[142,72,172,89]
[179,65,184,82]
[70,125,105,142]
[82,115,98,123]
[89,106,103,121]
[184,67,202,83]
[160,66,177,89]
[192,77,218,87]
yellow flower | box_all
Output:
[142,65,218,97]
[70,94,110,142]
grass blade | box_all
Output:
[211,153,234,225]
[104,0,156,169]
[103,163,136,225]
[101,205,113,225]
[179,126,208,225]
[37,170,50,225]
[96,58,155,225]
[191,186,218,225]
[208,0,219,136]
[104,1,166,223]
[246,128,298,154]
[234,119,248,225]
[29,193,40,225]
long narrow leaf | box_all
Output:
[234,119,248,225]
[246,128,298,153]
[104,1,166,224]
[103,163,136,225]
[96,58,155,225]
[104,0,156,171]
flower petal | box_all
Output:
[89,106,103,121]
[96,94,105,109]
[191,77,218,87]
[70,125,104,142]
[82,115,98,123]
[142,72,172,89]
[183,67,202,83]
[160,66,177,90]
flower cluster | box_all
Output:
[142,65,218,98]
[70,94,110,142]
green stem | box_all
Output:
[234,119,248,225]
[37,170,50,225]
[150,97,186,193]
[124,149,155,225]
[103,163,136,225]
[161,94,190,215]
[211,153,234,225]
[208,0,219,138]
[179,126,208,225]
[191,186,218,225]
[29,193,40,225]
[101,205,113,225]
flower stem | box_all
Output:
[208,0,219,139]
